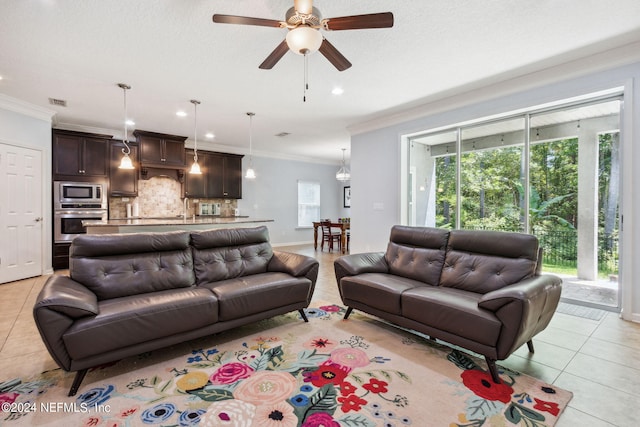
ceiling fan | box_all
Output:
[212,0,394,72]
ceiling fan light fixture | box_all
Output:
[286,26,322,55]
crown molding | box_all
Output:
[53,122,117,138]
[0,93,56,122]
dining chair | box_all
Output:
[320,220,341,252]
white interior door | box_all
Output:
[0,143,43,283]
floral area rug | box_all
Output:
[1,304,571,426]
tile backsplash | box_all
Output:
[109,176,237,219]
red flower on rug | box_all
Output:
[533,397,560,416]
[337,393,368,412]
[363,378,389,394]
[339,381,358,396]
[303,363,348,387]
[461,369,514,403]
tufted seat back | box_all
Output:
[385,225,449,286]
[190,226,274,285]
[70,231,194,300]
[440,229,538,294]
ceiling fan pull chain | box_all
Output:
[303,52,309,102]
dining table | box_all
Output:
[312,221,350,254]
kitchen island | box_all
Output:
[83,216,274,235]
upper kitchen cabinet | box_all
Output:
[109,140,138,197]
[52,129,111,180]
[184,150,243,199]
[134,130,186,168]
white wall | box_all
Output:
[350,58,640,321]
[238,155,350,246]
[0,94,55,274]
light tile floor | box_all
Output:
[1,244,639,426]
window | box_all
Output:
[298,180,320,227]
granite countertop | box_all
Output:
[83,216,273,227]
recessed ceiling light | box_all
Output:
[332,87,344,95]
[176,111,187,117]
[125,119,135,126]
[205,132,214,139]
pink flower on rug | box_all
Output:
[254,401,297,427]
[363,378,389,394]
[533,398,560,416]
[329,347,370,369]
[319,305,341,312]
[200,400,256,427]
[461,369,514,403]
[0,392,18,405]
[302,412,341,427]
[337,393,368,412]
[233,371,297,406]
[210,362,255,385]
[304,336,337,352]
[303,363,348,387]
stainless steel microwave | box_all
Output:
[54,181,105,209]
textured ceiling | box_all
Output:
[1,0,640,164]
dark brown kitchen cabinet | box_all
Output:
[183,150,243,199]
[109,140,138,196]
[52,129,111,180]
[52,242,71,270]
[134,130,186,168]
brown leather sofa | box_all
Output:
[334,225,562,383]
[33,226,318,396]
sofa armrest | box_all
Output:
[478,274,562,359]
[32,275,99,371]
[34,275,99,318]
[478,274,562,312]
[334,252,388,284]
[268,251,320,284]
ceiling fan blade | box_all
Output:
[324,12,394,31]
[259,40,290,69]
[318,38,352,72]
[294,0,313,15]
[212,14,283,28]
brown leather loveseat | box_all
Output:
[33,226,318,396]
[334,225,562,382]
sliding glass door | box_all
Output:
[406,96,621,310]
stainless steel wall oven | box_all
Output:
[53,181,107,243]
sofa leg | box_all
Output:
[486,357,501,383]
[527,340,535,353]
[343,307,353,320]
[298,309,309,322]
[68,369,88,397]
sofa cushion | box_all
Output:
[62,287,218,360]
[385,226,449,285]
[340,272,426,315]
[440,229,538,294]
[70,231,195,300]
[191,227,274,285]
[201,272,312,321]
[401,287,502,347]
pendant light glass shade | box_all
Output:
[245,112,256,180]
[117,83,135,169]
[189,99,202,175]
[336,148,350,181]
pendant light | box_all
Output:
[245,112,256,179]
[336,148,351,181]
[117,83,134,169]
[189,99,202,175]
